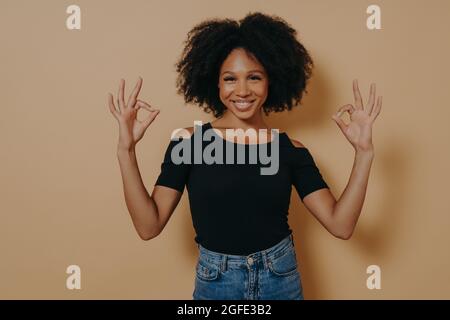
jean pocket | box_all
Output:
[268,248,298,277]
[196,259,219,281]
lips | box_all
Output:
[231,99,256,111]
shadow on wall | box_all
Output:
[350,141,406,263]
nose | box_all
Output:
[235,80,251,97]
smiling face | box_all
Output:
[218,48,269,121]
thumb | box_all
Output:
[332,113,347,133]
[135,100,160,129]
[142,109,160,129]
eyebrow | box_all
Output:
[221,70,265,75]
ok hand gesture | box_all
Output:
[108,77,160,150]
[332,79,382,153]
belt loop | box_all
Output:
[221,255,227,273]
[262,251,269,270]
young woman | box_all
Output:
[108,12,382,300]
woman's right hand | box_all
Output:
[108,77,160,150]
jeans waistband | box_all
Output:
[197,233,295,272]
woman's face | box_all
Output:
[218,48,269,120]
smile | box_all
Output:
[231,100,256,111]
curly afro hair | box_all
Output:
[175,12,314,118]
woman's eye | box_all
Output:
[223,76,261,81]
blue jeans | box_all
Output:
[193,234,304,300]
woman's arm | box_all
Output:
[302,149,373,239]
[117,147,183,240]
[109,77,184,240]
[301,79,382,239]
[117,147,159,240]
[333,149,374,238]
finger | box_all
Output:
[332,112,348,133]
[127,77,143,108]
[118,79,126,110]
[353,79,364,110]
[332,104,354,132]
[136,99,160,112]
[366,83,376,115]
[142,108,160,129]
[371,96,382,122]
[108,93,119,119]
[336,104,355,117]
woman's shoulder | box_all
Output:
[171,121,212,140]
[171,126,195,140]
[287,137,305,148]
[279,133,316,167]
[279,131,306,149]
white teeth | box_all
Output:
[233,101,253,110]
[232,100,255,111]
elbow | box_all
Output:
[334,228,354,240]
[138,227,161,241]
[139,234,154,241]
[139,232,157,241]
[331,217,355,240]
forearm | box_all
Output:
[117,147,159,240]
[333,149,374,238]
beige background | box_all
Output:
[1,0,449,299]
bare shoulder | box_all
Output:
[288,138,305,148]
[172,126,194,139]
[183,127,195,136]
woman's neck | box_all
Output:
[212,110,269,130]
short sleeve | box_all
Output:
[154,138,191,192]
[291,148,329,201]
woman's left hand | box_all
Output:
[332,79,382,153]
